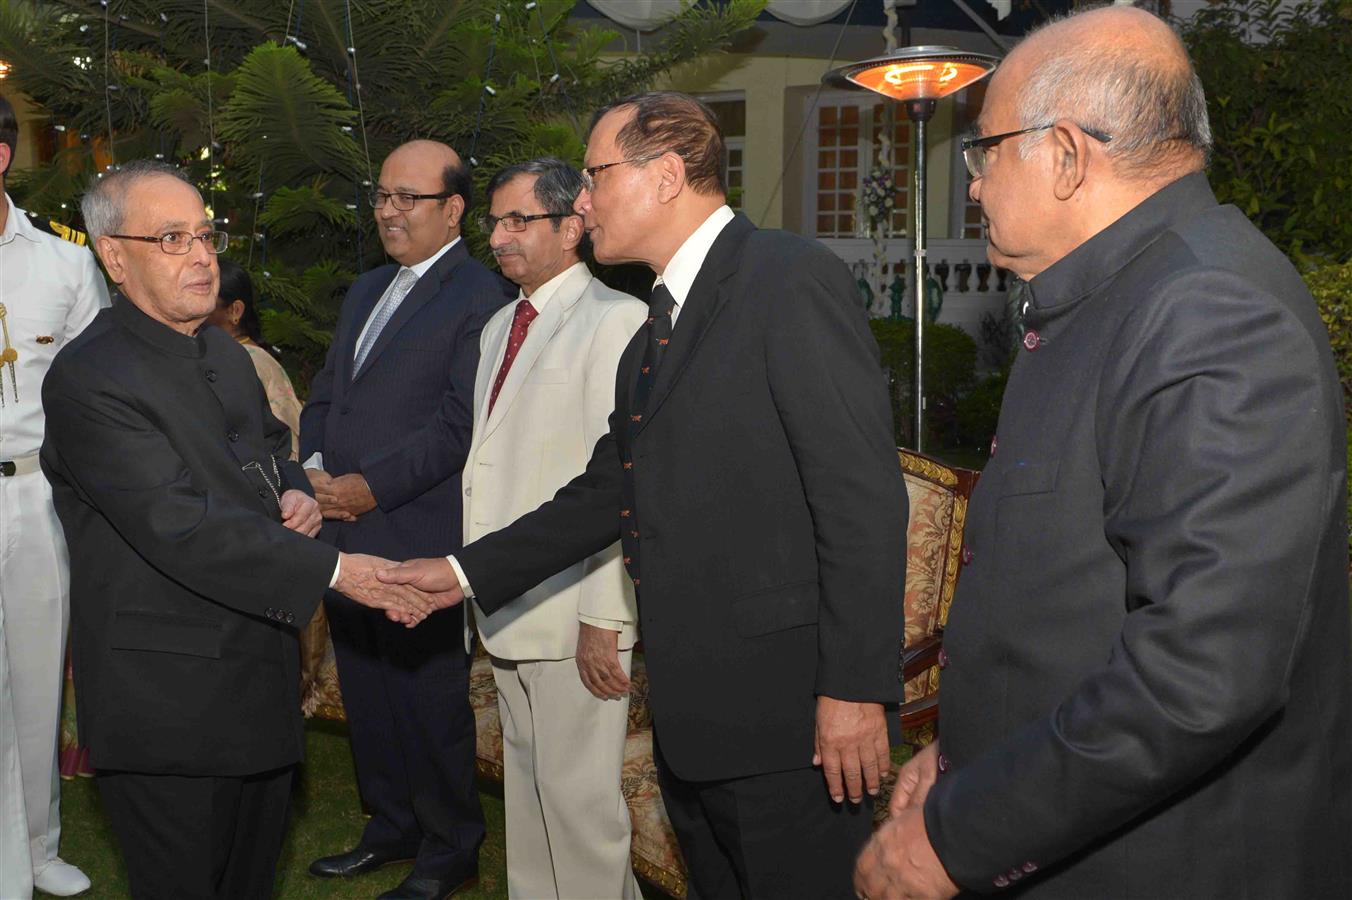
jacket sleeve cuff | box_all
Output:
[578,614,626,631]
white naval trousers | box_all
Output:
[0,466,69,884]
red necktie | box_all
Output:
[487,298,538,415]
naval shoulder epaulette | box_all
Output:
[23,209,89,247]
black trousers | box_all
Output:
[324,590,484,878]
[97,766,293,900]
[655,733,873,900]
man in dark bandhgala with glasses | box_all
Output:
[856,6,1350,900]
[40,159,435,899]
[299,140,512,900]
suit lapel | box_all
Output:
[635,215,754,435]
[482,266,592,440]
[352,241,470,384]
[475,304,513,435]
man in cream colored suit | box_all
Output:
[466,157,645,898]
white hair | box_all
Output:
[80,159,199,240]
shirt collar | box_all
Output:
[405,236,462,279]
[1023,171,1217,326]
[519,261,587,314]
[1,193,41,247]
[655,205,735,309]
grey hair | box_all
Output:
[1016,40,1212,175]
[485,156,584,230]
[80,159,199,240]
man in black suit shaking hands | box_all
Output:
[383,92,908,898]
[41,160,432,900]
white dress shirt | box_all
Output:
[655,204,734,329]
[507,257,584,319]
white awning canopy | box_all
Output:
[586,1,853,32]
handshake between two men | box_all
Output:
[334,552,464,627]
[275,484,462,625]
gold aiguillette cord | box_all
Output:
[0,303,18,406]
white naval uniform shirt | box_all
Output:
[0,193,110,460]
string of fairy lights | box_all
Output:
[341,0,375,267]
[202,0,218,229]
[53,0,576,268]
[101,1,114,168]
[467,11,504,172]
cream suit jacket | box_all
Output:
[464,263,645,660]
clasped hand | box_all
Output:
[278,489,322,538]
[306,469,376,522]
[852,743,959,900]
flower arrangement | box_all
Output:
[861,167,897,225]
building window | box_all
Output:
[950,82,987,240]
[725,138,745,213]
[806,95,911,239]
[701,93,746,212]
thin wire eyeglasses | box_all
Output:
[960,124,1113,178]
[579,153,671,192]
[107,230,230,255]
[478,212,573,234]
[368,190,454,211]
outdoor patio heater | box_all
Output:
[824,46,998,452]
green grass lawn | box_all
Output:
[54,719,676,899]
[53,719,511,899]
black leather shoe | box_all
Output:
[376,863,479,900]
[307,844,418,878]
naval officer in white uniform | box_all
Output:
[0,93,108,898]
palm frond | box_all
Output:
[258,182,357,237]
[217,44,361,184]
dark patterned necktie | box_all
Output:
[619,283,676,590]
[487,298,538,416]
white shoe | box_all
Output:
[33,859,91,897]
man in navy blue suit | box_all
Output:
[300,139,513,900]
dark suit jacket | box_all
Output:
[458,214,908,781]
[926,173,1351,898]
[40,296,338,777]
[299,240,514,559]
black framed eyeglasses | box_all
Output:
[368,190,455,211]
[960,124,1113,178]
[107,230,230,255]
[478,212,573,234]
[579,153,672,192]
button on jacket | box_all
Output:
[41,296,338,776]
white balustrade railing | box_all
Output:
[818,237,1018,341]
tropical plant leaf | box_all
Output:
[258,182,357,237]
[217,43,361,184]
[9,0,765,381]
